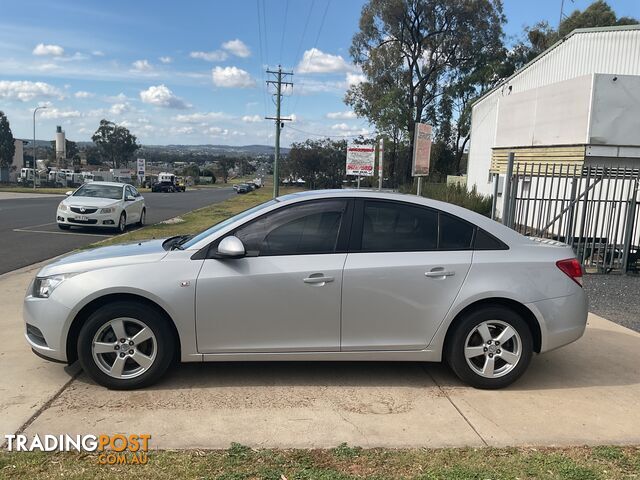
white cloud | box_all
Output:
[206,126,229,136]
[0,80,63,101]
[175,112,226,123]
[109,102,130,115]
[190,50,228,62]
[297,48,351,74]
[40,108,82,119]
[132,59,153,72]
[74,90,94,99]
[159,56,173,64]
[346,72,366,86]
[92,50,105,56]
[212,66,255,88]
[222,39,251,58]
[139,84,189,109]
[327,110,357,120]
[32,43,64,56]
[105,92,128,103]
[172,126,195,135]
[331,123,350,131]
[242,114,262,123]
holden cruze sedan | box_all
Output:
[26,190,588,390]
[56,181,146,233]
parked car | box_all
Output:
[26,190,587,390]
[236,184,251,194]
[56,181,146,233]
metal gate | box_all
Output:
[503,162,640,274]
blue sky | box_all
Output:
[0,0,638,146]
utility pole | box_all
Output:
[266,65,293,198]
[32,105,47,190]
[378,137,384,191]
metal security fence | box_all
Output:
[501,162,640,274]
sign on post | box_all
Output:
[136,158,146,177]
[412,123,432,176]
[346,145,375,177]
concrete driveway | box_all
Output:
[2,261,639,449]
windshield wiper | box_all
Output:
[169,234,193,250]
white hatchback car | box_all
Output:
[56,181,146,233]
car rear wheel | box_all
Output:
[77,301,175,389]
[446,306,533,389]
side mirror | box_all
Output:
[65,191,73,196]
[125,195,135,201]
[217,236,246,258]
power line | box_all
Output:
[279,0,289,65]
[290,0,331,115]
[266,66,294,198]
[261,0,269,63]
[256,0,268,118]
[291,0,315,69]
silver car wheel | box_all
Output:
[464,320,522,379]
[118,214,126,232]
[91,317,157,379]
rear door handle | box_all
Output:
[425,269,455,278]
[303,274,334,285]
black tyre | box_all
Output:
[138,208,146,227]
[445,306,533,389]
[116,212,126,233]
[58,224,71,230]
[77,301,175,390]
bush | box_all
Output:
[403,182,493,217]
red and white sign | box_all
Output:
[412,123,432,176]
[346,145,375,177]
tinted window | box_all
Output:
[235,200,347,256]
[361,201,437,252]
[474,229,507,250]
[439,213,474,250]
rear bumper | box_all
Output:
[529,289,589,353]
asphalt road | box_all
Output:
[0,187,235,275]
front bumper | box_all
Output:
[23,283,72,363]
[56,208,119,227]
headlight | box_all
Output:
[58,203,68,211]
[99,207,116,213]
[33,273,78,298]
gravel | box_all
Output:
[583,274,640,332]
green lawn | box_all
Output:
[0,444,638,479]
[92,186,298,248]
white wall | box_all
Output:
[590,74,640,146]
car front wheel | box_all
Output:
[138,208,146,227]
[77,301,175,389]
[116,212,126,233]
[446,306,533,389]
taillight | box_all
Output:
[556,258,583,286]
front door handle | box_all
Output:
[425,268,455,278]
[303,274,334,285]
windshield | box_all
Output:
[180,199,278,249]
[73,184,123,200]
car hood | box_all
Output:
[61,196,120,207]
[38,239,169,277]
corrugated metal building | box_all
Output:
[467,25,640,199]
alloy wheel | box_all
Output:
[464,320,522,378]
[91,317,157,379]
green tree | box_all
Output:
[217,157,236,183]
[282,139,347,190]
[346,0,505,185]
[0,111,16,168]
[91,119,140,168]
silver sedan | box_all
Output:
[24,190,588,389]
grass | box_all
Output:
[92,185,298,248]
[0,445,638,479]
